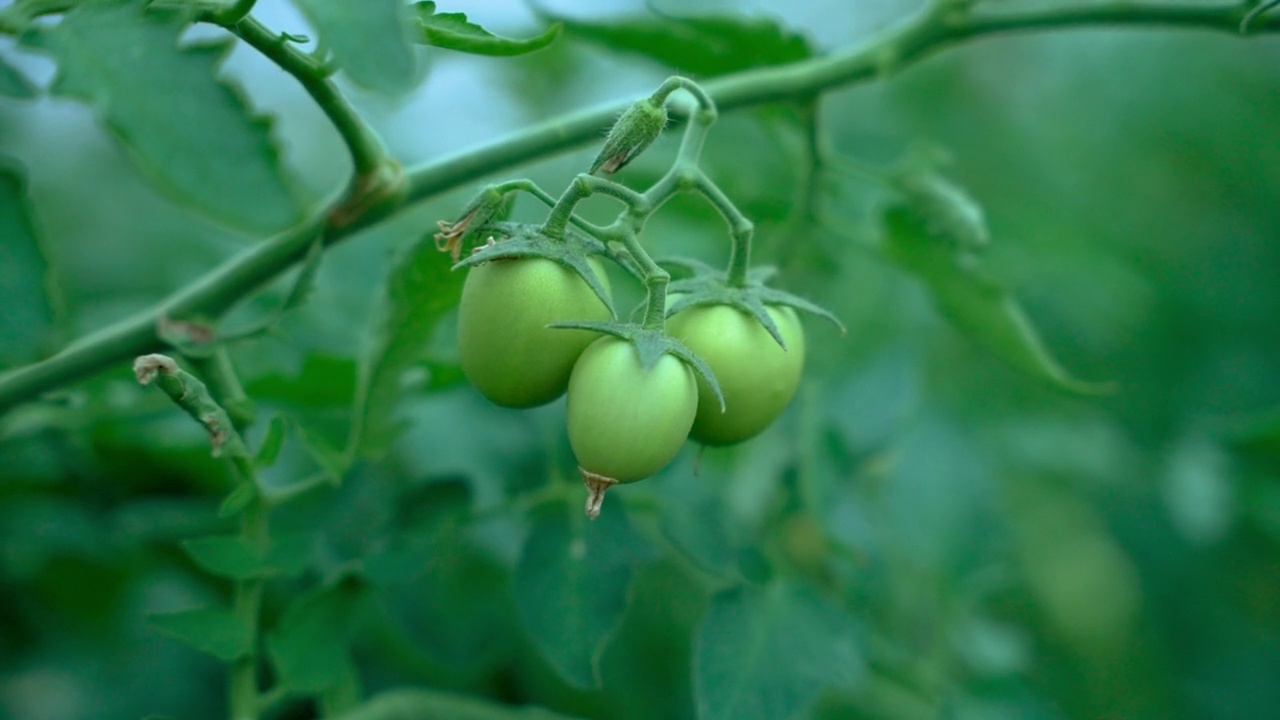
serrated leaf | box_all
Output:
[882,206,1111,396]
[514,502,652,688]
[0,159,60,368]
[696,583,863,720]
[268,576,372,694]
[351,232,465,459]
[414,2,561,57]
[0,54,37,98]
[292,0,417,95]
[255,413,288,468]
[541,7,811,77]
[148,606,252,661]
[182,532,311,580]
[334,688,585,720]
[26,0,299,233]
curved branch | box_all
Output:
[226,16,388,176]
[0,2,1275,413]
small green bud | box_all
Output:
[589,97,668,175]
[435,185,507,262]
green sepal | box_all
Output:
[661,265,846,350]
[546,321,726,412]
[434,184,511,261]
[453,223,616,317]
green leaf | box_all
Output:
[268,576,372,694]
[882,206,1111,396]
[334,688,585,720]
[1223,407,1280,473]
[350,232,464,458]
[292,0,417,95]
[696,583,863,720]
[0,159,60,367]
[218,481,258,518]
[541,8,811,77]
[0,53,37,98]
[891,169,990,254]
[513,502,652,688]
[414,2,561,57]
[181,532,312,580]
[148,606,252,662]
[26,0,299,233]
[255,413,288,468]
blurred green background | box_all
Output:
[2,1,1279,719]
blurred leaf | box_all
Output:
[148,607,251,662]
[247,352,358,408]
[882,206,1109,395]
[255,413,288,468]
[514,501,652,688]
[181,532,312,580]
[413,2,561,57]
[218,481,258,518]
[292,0,417,95]
[0,53,37,97]
[351,233,464,458]
[268,576,373,694]
[695,583,863,720]
[891,168,989,254]
[655,460,738,575]
[0,159,60,367]
[1162,434,1234,544]
[335,687,584,720]
[25,0,299,233]
[1223,407,1280,474]
[541,8,812,77]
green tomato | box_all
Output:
[566,337,697,482]
[458,257,610,408]
[667,303,805,446]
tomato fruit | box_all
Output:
[458,257,610,408]
[666,303,805,445]
[566,337,697,482]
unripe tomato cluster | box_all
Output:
[456,256,806,493]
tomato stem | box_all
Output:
[542,174,650,240]
[650,76,718,119]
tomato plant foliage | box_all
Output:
[2,1,1280,720]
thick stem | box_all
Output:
[3,2,1278,412]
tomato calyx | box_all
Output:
[581,468,616,520]
[549,320,725,413]
[452,222,616,317]
[659,257,846,349]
